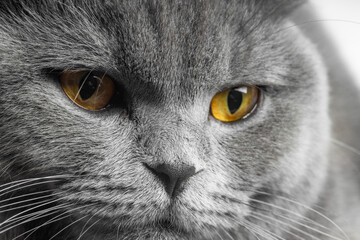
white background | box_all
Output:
[310,0,360,87]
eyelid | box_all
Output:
[216,76,292,90]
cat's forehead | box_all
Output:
[2,0,305,99]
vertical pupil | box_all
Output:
[79,74,99,100]
[227,89,243,114]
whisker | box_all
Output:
[78,210,99,238]
[249,197,324,227]
[251,211,314,240]
[0,178,46,192]
[49,215,89,240]
[0,192,62,212]
[251,190,349,240]
[0,207,68,235]
[241,219,280,240]
[20,204,94,240]
[242,227,261,240]
[0,190,53,204]
[0,175,72,190]
[330,137,360,157]
[0,176,71,197]
[116,222,121,240]
[276,19,360,35]
[215,189,345,239]
[14,213,72,240]
[0,201,70,228]
[0,197,61,215]
[0,198,68,227]
[219,211,281,240]
[0,180,61,198]
[214,230,226,240]
[76,216,102,240]
[0,160,16,178]
[249,199,345,240]
[221,228,236,240]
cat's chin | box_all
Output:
[81,222,193,240]
[76,217,227,240]
[84,228,226,240]
[118,227,189,240]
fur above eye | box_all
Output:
[60,70,115,110]
[210,86,260,122]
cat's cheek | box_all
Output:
[264,113,330,209]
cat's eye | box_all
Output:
[60,70,115,110]
[210,86,260,122]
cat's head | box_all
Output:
[0,0,330,239]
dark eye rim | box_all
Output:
[209,85,263,124]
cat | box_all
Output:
[0,0,359,240]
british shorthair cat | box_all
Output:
[0,0,359,239]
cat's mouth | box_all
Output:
[136,219,189,235]
[157,219,174,229]
[156,219,185,233]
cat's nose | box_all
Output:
[144,163,197,198]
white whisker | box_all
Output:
[76,217,101,240]
[330,137,360,157]
[214,230,226,240]
[21,204,94,240]
[251,190,349,240]
[49,215,89,240]
[0,199,68,228]
[0,208,66,235]
[0,190,53,204]
[251,211,314,240]
[250,200,345,240]
[0,192,61,211]
[221,228,236,240]
[0,176,71,197]
[0,175,71,191]
[14,213,72,240]
[78,210,99,238]
[241,219,280,240]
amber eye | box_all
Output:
[60,70,115,110]
[210,86,260,122]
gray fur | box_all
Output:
[0,0,359,239]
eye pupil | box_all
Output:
[227,89,243,114]
[79,74,99,100]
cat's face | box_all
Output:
[0,1,331,239]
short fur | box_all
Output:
[0,1,359,239]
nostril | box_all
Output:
[143,162,196,198]
[143,163,170,188]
